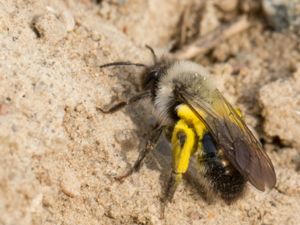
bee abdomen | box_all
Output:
[200,133,246,201]
[204,159,246,201]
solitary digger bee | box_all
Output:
[99,46,276,208]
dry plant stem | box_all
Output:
[174,16,251,59]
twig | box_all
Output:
[174,16,251,59]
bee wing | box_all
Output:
[178,89,276,191]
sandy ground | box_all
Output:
[0,0,300,224]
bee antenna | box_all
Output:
[145,45,157,64]
[99,61,148,68]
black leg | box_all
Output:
[97,91,150,114]
[115,127,162,182]
[162,171,181,203]
[160,171,183,218]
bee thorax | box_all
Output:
[152,60,214,126]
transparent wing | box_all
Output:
[178,89,276,191]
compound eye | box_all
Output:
[142,69,160,89]
[149,70,158,78]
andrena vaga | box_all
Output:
[99,46,276,210]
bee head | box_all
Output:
[100,46,170,92]
[142,62,168,90]
[142,68,159,89]
[99,46,175,104]
[141,45,173,94]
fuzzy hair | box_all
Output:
[153,60,214,125]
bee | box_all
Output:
[99,46,276,208]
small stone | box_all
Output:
[30,193,43,212]
[42,194,54,207]
[259,73,300,146]
[239,0,261,13]
[60,11,75,32]
[200,2,220,35]
[262,0,289,31]
[0,103,10,115]
[60,169,81,197]
[262,0,300,32]
[215,0,238,12]
[32,12,67,43]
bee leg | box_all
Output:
[96,91,149,114]
[115,127,162,182]
[114,140,154,182]
[160,171,183,218]
[160,119,196,216]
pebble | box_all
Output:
[60,169,81,197]
[215,0,238,12]
[200,2,220,35]
[60,11,75,32]
[32,12,67,43]
[262,0,300,32]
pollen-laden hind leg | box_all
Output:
[161,104,208,216]
[161,119,197,215]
